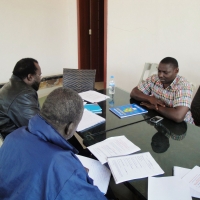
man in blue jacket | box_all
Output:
[0,88,107,199]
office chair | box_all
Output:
[63,68,96,93]
[191,85,200,126]
[138,63,158,84]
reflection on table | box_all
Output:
[106,119,200,200]
[78,87,200,200]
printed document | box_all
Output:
[107,152,164,184]
[76,109,105,132]
[79,90,110,103]
[174,166,200,198]
[88,136,141,164]
[77,155,111,194]
[148,176,192,200]
[182,166,200,193]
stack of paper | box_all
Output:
[76,109,105,132]
[148,176,192,200]
[84,104,102,114]
[88,136,164,185]
[174,166,200,198]
[108,152,164,184]
[79,90,110,103]
[77,155,111,194]
[88,136,141,164]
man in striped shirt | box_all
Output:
[130,57,194,124]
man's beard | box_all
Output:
[31,80,40,91]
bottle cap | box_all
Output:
[110,75,114,78]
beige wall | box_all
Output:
[0,0,199,95]
[107,0,200,93]
[0,0,78,83]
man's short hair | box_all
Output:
[160,57,178,68]
[40,88,83,134]
[13,58,38,80]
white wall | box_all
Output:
[1,0,199,95]
[107,0,200,93]
[0,0,78,83]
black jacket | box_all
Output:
[0,75,40,138]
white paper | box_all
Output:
[182,166,200,193]
[88,135,141,164]
[107,152,164,184]
[148,176,192,200]
[174,166,200,198]
[76,109,105,132]
[76,155,111,194]
[79,90,110,103]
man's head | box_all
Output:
[40,88,83,140]
[13,58,42,91]
[158,57,179,86]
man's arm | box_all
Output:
[140,102,189,123]
[57,169,107,200]
[9,90,40,127]
[130,87,165,109]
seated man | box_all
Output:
[130,57,194,123]
[0,58,41,138]
[0,58,91,156]
[0,88,107,199]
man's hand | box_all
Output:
[130,87,165,110]
[140,102,157,110]
[148,96,165,110]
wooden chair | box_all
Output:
[63,68,96,93]
[138,63,158,84]
[191,86,200,126]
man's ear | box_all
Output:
[175,67,179,74]
[27,74,33,81]
[64,122,75,139]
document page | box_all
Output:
[77,155,111,194]
[148,176,192,200]
[88,136,141,164]
[107,152,164,184]
[79,90,110,103]
[174,166,200,198]
[182,166,200,193]
[76,109,105,132]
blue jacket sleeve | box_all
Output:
[55,169,107,200]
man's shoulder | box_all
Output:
[174,75,192,88]
[0,77,36,97]
[147,74,159,83]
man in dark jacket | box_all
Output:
[0,58,41,138]
[0,88,107,200]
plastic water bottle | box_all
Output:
[109,75,115,94]
[109,94,114,107]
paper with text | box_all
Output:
[88,136,141,164]
[77,155,111,194]
[148,176,192,200]
[174,166,200,198]
[107,152,164,184]
[76,109,105,132]
[79,90,110,103]
[182,166,200,194]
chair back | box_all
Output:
[191,86,200,126]
[138,63,158,84]
[63,68,96,93]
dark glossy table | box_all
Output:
[78,87,200,200]
[79,87,154,146]
[106,116,200,200]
